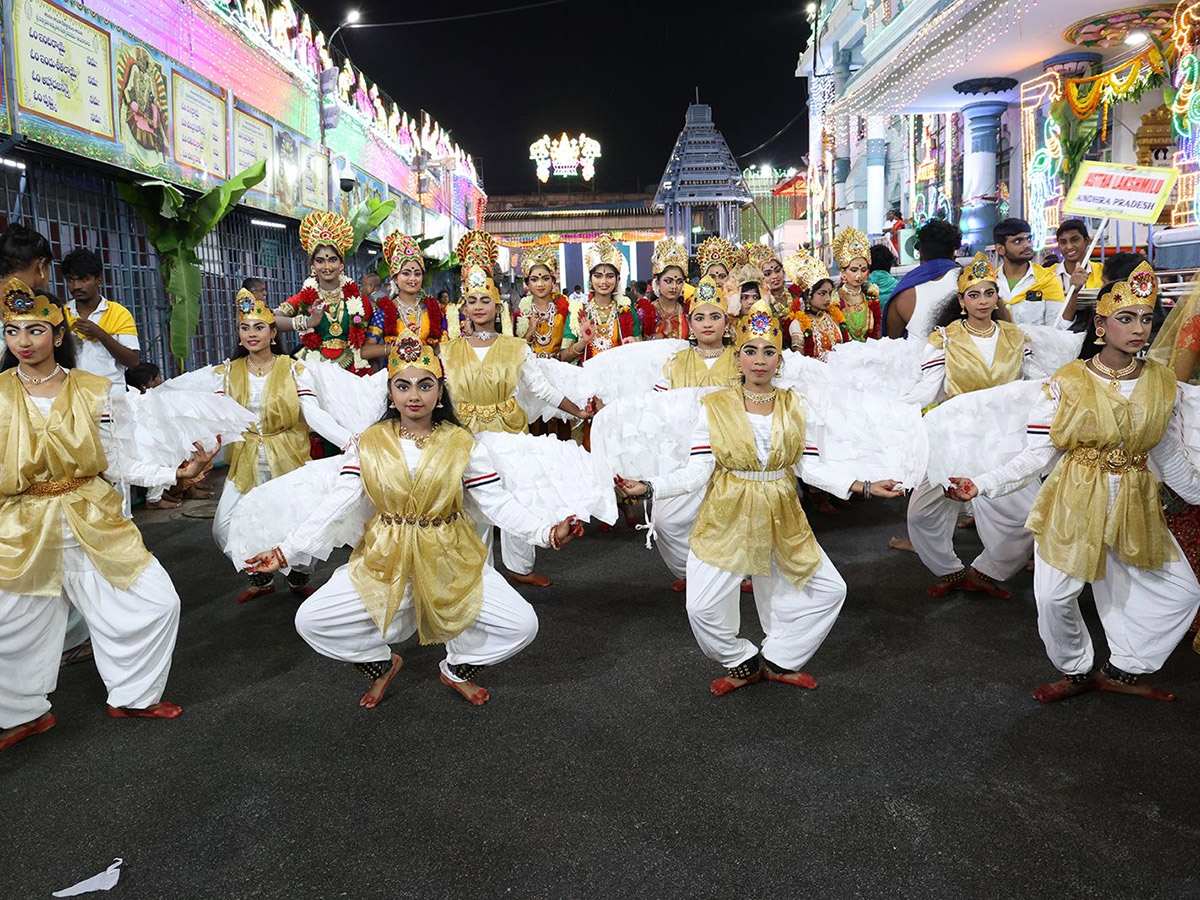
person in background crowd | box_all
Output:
[569,284,585,304]
[126,361,162,393]
[62,247,141,384]
[884,208,904,257]
[438,289,452,311]
[242,277,268,307]
[360,271,385,304]
[885,219,963,339]
[993,218,1067,328]
[868,243,899,314]
[1054,219,1103,328]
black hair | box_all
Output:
[741,281,761,293]
[1078,284,1116,360]
[0,293,77,370]
[125,361,161,392]
[0,224,53,277]
[241,276,266,292]
[61,248,103,280]
[380,375,463,429]
[869,244,896,272]
[309,243,343,263]
[915,219,961,261]
[438,289,450,300]
[807,277,836,300]
[1056,218,1089,242]
[1102,252,1147,283]
[573,285,581,292]
[993,218,1032,246]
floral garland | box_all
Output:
[515,291,567,338]
[793,305,848,359]
[294,275,369,370]
[567,294,634,359]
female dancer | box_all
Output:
[514,242,573,438]
[696,236,734,290]
[562,234,640,365]
[244,332,583,708]
[748,244,803,325]
[442,230,593,587]
[948,267,1200,702]
[644,240,690,340]
[362,231,444,360]
[791,275,849,360]
[616,300,903,695]
[273,212,372,375]
[831,227,881,341]
[903,253,1040,599]
[0,278,213,750]
[180,289,351,603]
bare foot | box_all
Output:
[359,653,403,709]
[508,571,552,587]
[235,584,276,604]
[439,672,490,705]
[146,497,181,510]
[764,667,818,689]
[1032,677,1093,703]
[106,701,183,718]
[183,485,214,500]
[670,578,686,593]
[710,669,763,696]
[1093,670,1175,701]
[889,536,915,553]
[0,711,56,750]
[740,579,753,594]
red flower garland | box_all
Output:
[423,296,444,342]
[618,309,635,341]
[636,297,656,338]
[374,296,399,338]
[300,331,322,350]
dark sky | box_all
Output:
[303,0,811,195]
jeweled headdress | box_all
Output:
[1098,261,1159,317]
[689,275,727,314]
[745,243,781,270]
[299,211,354,257]
[695,236,733,275]
[1,277,62,326]
[831,227,871,269]
[784,249,830,292]
[651,239,689,277]
[521,242,559,279]
[957,251,998,294]
[383,232,425,274]
[456,230,499,271]
[584,234,625,276]
[387,324,443,379]
[736,299,783,351]
[235,287,274,325]
[727,263,767,297]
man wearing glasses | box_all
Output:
[993,218,1069,329]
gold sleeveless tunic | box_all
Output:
[929,320,1026,398]
[689,387,822,589]
[663,346,740,389]
[218,357,311,493]
[1027,360,1177,581]
[442,336,528,434]
[0,369,152,595]
[348,422,488,643]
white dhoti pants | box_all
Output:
[213,466,311,575]
[684,548,846,671]
[294,563,539,680]
[0,539,181,728]
[907,477,1036,580]
[1033,536,1200,676]
[474,518,536,577]
[653,492,703,580]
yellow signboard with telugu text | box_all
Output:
[1062,161,1178,224]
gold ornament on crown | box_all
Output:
[831,227,871,269]
[383,232,425,274]
[235,287,274,325]
[689,275,728,314]
[784,249,830,292]
[521,242,559,279]
[585,233,625,276]
[745,243,781,270]
[651,239,689,277]
[957,251,999,294]
[736,298,784,351]
[695,236,733,274]
[1,277,62,326]
[1097,262,1159,317]
[387,324,443,379]
[299,211,354,257]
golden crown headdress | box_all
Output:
[784,249,830,292]
[727,263,767,295]
[521,242,559,279]
[2,277,62,326]
[456,230,499,271]
[651,240,689,277]
[585,234,625,276]
[745,243,781,270]
[957,251,999,294]
[695,236,733,275]
[387,324,443,379]
[235,287,274,325]
[689,275,727,314]
[299,211,354,257]
[736,298,783,351]
[383,232,424,273]
[831,227,871,269]
[729,242,751,268]
[1098,261,1159,317]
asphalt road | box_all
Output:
[3,483,1199,899]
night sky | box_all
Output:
[302,0,812,195]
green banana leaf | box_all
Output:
[348,197,396,254]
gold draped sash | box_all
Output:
[1027,359,1177,581]
[220,358,312,493]
[0,370,151,595]
[442,336,528,434]
[689,387,821,588]
[932,320,1026,398]
[348,422,487,642]
[664,346,740,388]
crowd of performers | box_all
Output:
[5,208,1200,754]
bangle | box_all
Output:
[548,526,562,551]
[272,546,288,569]
[642,480,654,501]
[861,480,871,500]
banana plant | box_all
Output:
[117,160,267,364]
[348,196,396,254]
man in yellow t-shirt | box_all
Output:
[993,217,1069,330]
[63,248,141,384]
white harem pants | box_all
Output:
[684,548,846,671]
[294,563,539,681]
[653,492,703,580]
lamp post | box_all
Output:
[328,9,361,54]
[318,10,360,210]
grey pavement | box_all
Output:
[3,480,1200,899]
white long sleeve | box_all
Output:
[649,413,716,499]
[278,440,368,564]
[901,338,946,408]
[462,441,556,547]
[294,364,351,449]
[973,385,1061,498]
[99,396,179,489]
[1152,390,1200,505]
[517,345,566,409]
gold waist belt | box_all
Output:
[378,510,463,528]
[457,396,518,423]
[22,476,93,497]
[729,468,790,482]
[1068,447,1149,474]
[247,427,288,439]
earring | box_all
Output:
[1094,326,1106,346]
[959,305,967,317]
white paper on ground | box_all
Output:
[51,858,122,896]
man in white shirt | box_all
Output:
[993,218,1069,329]
[569,284,585,303]
[63,248,141,383]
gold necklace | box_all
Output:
[399,422,437,448]
[1090,356,1137,389]
[962,320,996,338]
[743,387,777,403]
[248,357,275,377]
[697,346,724,358]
